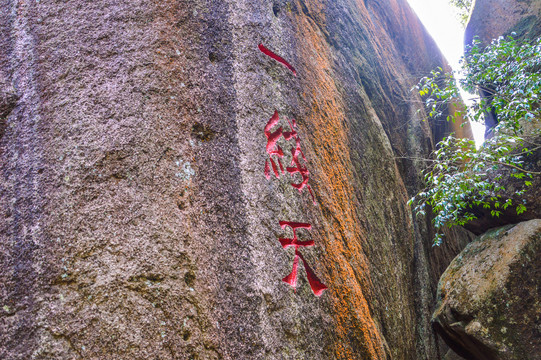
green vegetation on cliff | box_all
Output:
[409,35,541,245]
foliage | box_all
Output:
[449,0,472,27]
[409,35,541,245]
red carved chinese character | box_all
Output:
[264,112,316,204]
[286,137,315,204]
[278,221,314,248]
[264,110,286,179]
[258,43,297,76]
[279,221,327,296]
[284,118,315,204]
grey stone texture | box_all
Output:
[466,0,541,47]
[433,220,541,360]
[0,0,472,359]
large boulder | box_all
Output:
[0,0,471,359]
[465,0,541,47]
[433,219,541,360]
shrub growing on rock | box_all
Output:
[409,35,541,245]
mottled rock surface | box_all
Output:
[433,220,541,360]
[466,0,541,47]
[1,0,472,359]
[0,70,17,138]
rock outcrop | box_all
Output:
[465,0,541,47]
[433,220,541,360]
[0,0,472,359]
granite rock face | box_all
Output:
[0,70,17,139]
[433,220,541,360]
[0,0,472,359]
[465,0,541,47]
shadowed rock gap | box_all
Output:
[0,0,51,358]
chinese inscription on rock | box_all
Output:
[259,43,327,296]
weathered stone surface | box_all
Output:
[0,0,472,359]
[0,71,17,139]
[465,0,541,47]
[433,220,541,360]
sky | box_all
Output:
[406,0,485,144]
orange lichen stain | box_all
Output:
[292,2,387,359]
